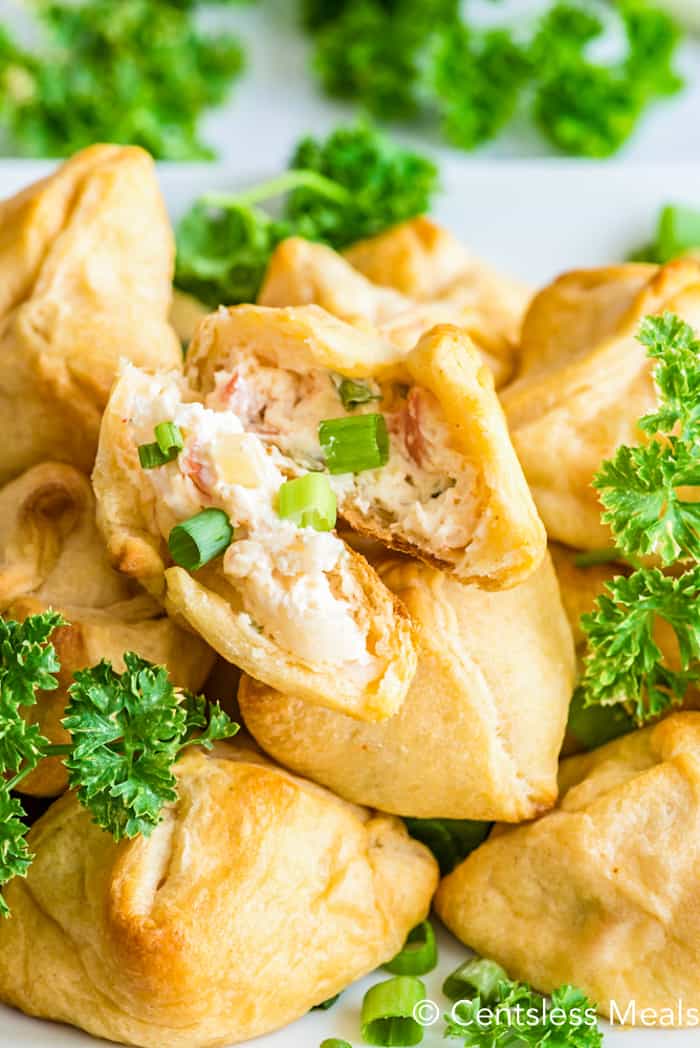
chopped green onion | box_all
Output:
[138,421,184,470]
[155,421,184,458]
[168,508,233,571]
[403,818,490,876]
[337,376,381,409]
[656,204,700,264]
[313,993,341,1011]
[443,957,508,1003]
[319,414,389,474]
[566,686,635,751]
[138,442,170,469]
[320,1040,351,1048]
[361,976,425,1046]
[384,921,437,977]
[278,474,337,531]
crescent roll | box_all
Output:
[92,363,416,721]
[0,463,215,796]
[185,305,546,589]
[0,743,438,1048]
[239,552,575,821]
[501,259,700,549]
[435,714,700,1025]
[343,217,531,374]
[259,237,512,386]
[0,144,181,485]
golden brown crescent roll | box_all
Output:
[259,237,512,386]
[343,217,531,371]
[185,305,546,589]
[501,259,700,549]
[0,743,438,1048]
[0,463,215,796]
[92,362,416,721]
[239,552,575,821]
[0,144,181,485]
[435,714,700,1025]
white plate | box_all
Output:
[1,159,700,1047]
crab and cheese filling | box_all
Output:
[123,367,373,669]
[206,358,480,558]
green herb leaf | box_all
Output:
[444,973,602,1047]
[307,1,683,159]
[175,124,437,308]
[0,612,63,776]
[64,653,238,841]
[0,784,32,919]
[0,0,246,160]
[403,817,490,876]
[286,123,438,249]
[594,315,700,565]
[579,567,700,724]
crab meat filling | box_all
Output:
[124,367,372,668]
[207,360,479,556]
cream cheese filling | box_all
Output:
[122,366,372,667]
[206,359,478,555]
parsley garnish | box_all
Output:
[0,1,247,160]
[443,964,602,1048]
[0,611,238,915]
[578,313,700,725]
[174,123,438,308]
[307,0,683,158]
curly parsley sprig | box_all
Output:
[443,960,602,1048]
[578,313,700,727]
[0,611,237,915]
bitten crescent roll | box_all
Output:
[501,259,700,550]
[259,236,513,387]
[435,714,700,1026]
[185,304,546,589]
[0,144,182,485]
[0,743,439,1048]
[0,462,216,795]
[239,552,575,821]
[92,362,416,721]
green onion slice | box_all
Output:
[656,204,700,264]
[168,508,233,571]
[319,414,389,475]
[138,421,184,470]
[138,442,170,470]
[320,1040,351,1048]
[336,376,381,410]
[313,993,341,1011]
[443,957,508,1003]
[155,421,184,458]
[403,818,490,876]
[361,976,425,1046]
[278,474,337,531]
[384,921,437,976]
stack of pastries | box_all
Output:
[0,146,699,1048]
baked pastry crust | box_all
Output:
[435,714,700,1025]
[0,462,215,795]
[259,229,527,387]
[0,144,181,484]
[0,743,438,1048]
[343,216,531,379]
[239,552,574,821]
[186,305,546,589]
[92,363,417,721]
[501,260,700,549]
